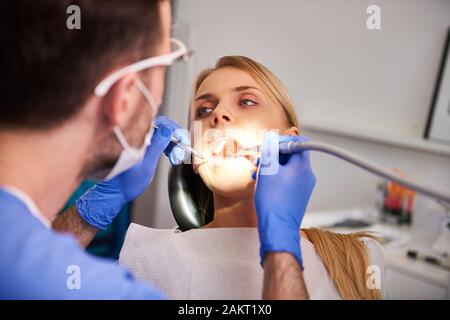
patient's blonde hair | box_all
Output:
[188,56,383,300]
[302,228,382,299]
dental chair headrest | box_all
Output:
[168,164,213,231]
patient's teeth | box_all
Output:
[211,138,227,155]
[209,136,256,162]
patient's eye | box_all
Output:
[239,98,257,107]
[195,105,214,118]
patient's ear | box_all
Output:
[283,126,301,136]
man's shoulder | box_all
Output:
[0,190,164,299]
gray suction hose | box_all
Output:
[279,141,450,204]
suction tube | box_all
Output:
[279,141,450,204]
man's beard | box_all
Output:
[78,137,120,181]
[81,156,117,181]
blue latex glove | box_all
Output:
[254,132,316,269]
[76,116,190,229]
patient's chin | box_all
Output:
[198,158,256,197]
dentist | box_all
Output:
[0,0,314,299]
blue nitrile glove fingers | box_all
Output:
[168,128,190,165]
[77,119,174,229]
[155,116,190,165]
[254,132,316,269]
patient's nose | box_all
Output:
[210,105,233,127]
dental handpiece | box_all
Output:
[151,124,208,162]
[278,140,450,204]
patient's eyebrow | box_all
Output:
[195,86,262,102]
[195,93,218,102]
[232,86,262,93]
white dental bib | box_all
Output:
[119,224,384,299]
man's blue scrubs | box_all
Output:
[0,187,164,299]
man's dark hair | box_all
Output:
[0,0,162,130]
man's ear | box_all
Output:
[101,73,140,129]
[283,126,301,136]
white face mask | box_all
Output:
[103,79,159,181]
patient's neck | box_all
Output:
[204,193,258,228]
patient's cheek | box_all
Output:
[198,158,256,197]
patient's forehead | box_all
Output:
[196,67,261,97]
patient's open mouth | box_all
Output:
[209,137,258,163]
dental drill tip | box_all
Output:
[190,149,209,162]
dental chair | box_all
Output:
[168,164,213,231]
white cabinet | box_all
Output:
[385,252,449,300]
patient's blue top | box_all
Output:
[0,188,164,299]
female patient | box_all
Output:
[120,56,384,300]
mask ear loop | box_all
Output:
[113,121,153,155]
[134,78,158,118]
[113,126,132,150]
